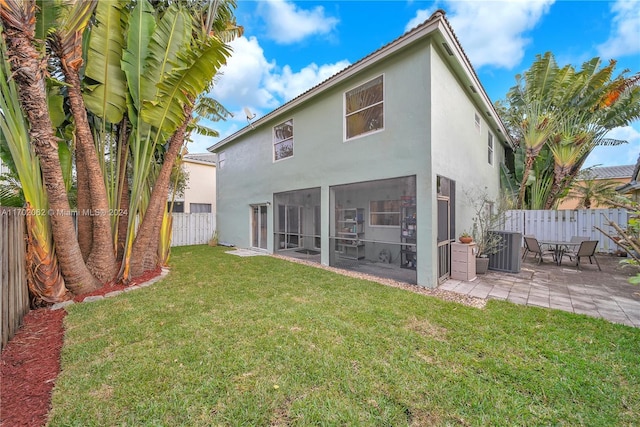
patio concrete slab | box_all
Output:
[440,253,640,328]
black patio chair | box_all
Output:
[561,240,601,271]
[522,236,554,265]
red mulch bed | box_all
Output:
[0,268,161,427]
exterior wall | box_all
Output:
[429,46,505,253]
[216,42,433,246]
[215,40,504,288]
[181,160,216,214]
[557,177,631,209]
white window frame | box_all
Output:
[344,75,385,141]
[218,151,226,169]
[190,203,212,213]
[369,200,400,228]
[488,132,494,165]
[474,112,481,132]
[273,119,294,162]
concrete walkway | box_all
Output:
[440,253,640,328]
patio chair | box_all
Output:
[522,236,554,265]
[570,236,590,243]
[561,240,601,271]
[562,235,590,252]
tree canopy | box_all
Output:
[498,52,640,209]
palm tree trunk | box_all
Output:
[25,210,70,306]
[1,23,99,294]
[62,68,118,283]
[75,144,92,260]
[517,153,536,209]
[116,120,130,264]
[544,164,570,209]
[128,104,193,279]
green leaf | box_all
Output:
[140,4,191,107]
[122,0,156,112]
[35,0,60,41]
[83,0,127,123]
[46,80,66,128]
[58,140,73,192]
[142,38,230,134]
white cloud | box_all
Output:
[211,35,350,109]
[583,125,640,167]
[200,35,350,152]
[211,36,278,110]
[265,61,351,102]
[258,0,339,44]
[405,8,433,33]
[407,0,554,69]
[596,0,640,59]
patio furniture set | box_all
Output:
[522,236,601,271]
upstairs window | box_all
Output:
[474,112,481,131]
[345,75,384,140]
[488,132,494,165]
[274,119,294,161]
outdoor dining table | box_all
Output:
[539,240,581,266]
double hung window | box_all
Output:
[345,75,384,139]
[274,119,294,161]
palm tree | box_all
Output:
[0,0,99,294]
[48,0,118,283]
[1,27,70,304]
[127,0,238,279]
[502,53,640,210]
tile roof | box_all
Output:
[183,153,216,164]
[208,9,512,152]
[585,164,635,180]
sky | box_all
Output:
[191,0,640,168]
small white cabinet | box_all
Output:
[451,242,476,281]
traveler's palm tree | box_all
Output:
[504,52,640,209]
[0,0,99,294]
[48,0,118,282]
[124,0,238,280]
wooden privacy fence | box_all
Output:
[171,213,216,247]
[501,208,628,253]
[1,207,29,351]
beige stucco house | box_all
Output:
[557,164,635,210]
[170,153,217,214]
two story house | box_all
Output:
[208,10,513,288]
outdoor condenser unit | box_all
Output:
[488,231,522,273]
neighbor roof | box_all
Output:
[584,164,635,180]
[208,9,513,153]
[183,153,216,165]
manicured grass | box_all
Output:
[49,245,640,426]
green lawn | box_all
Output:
[49,245,640,426]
